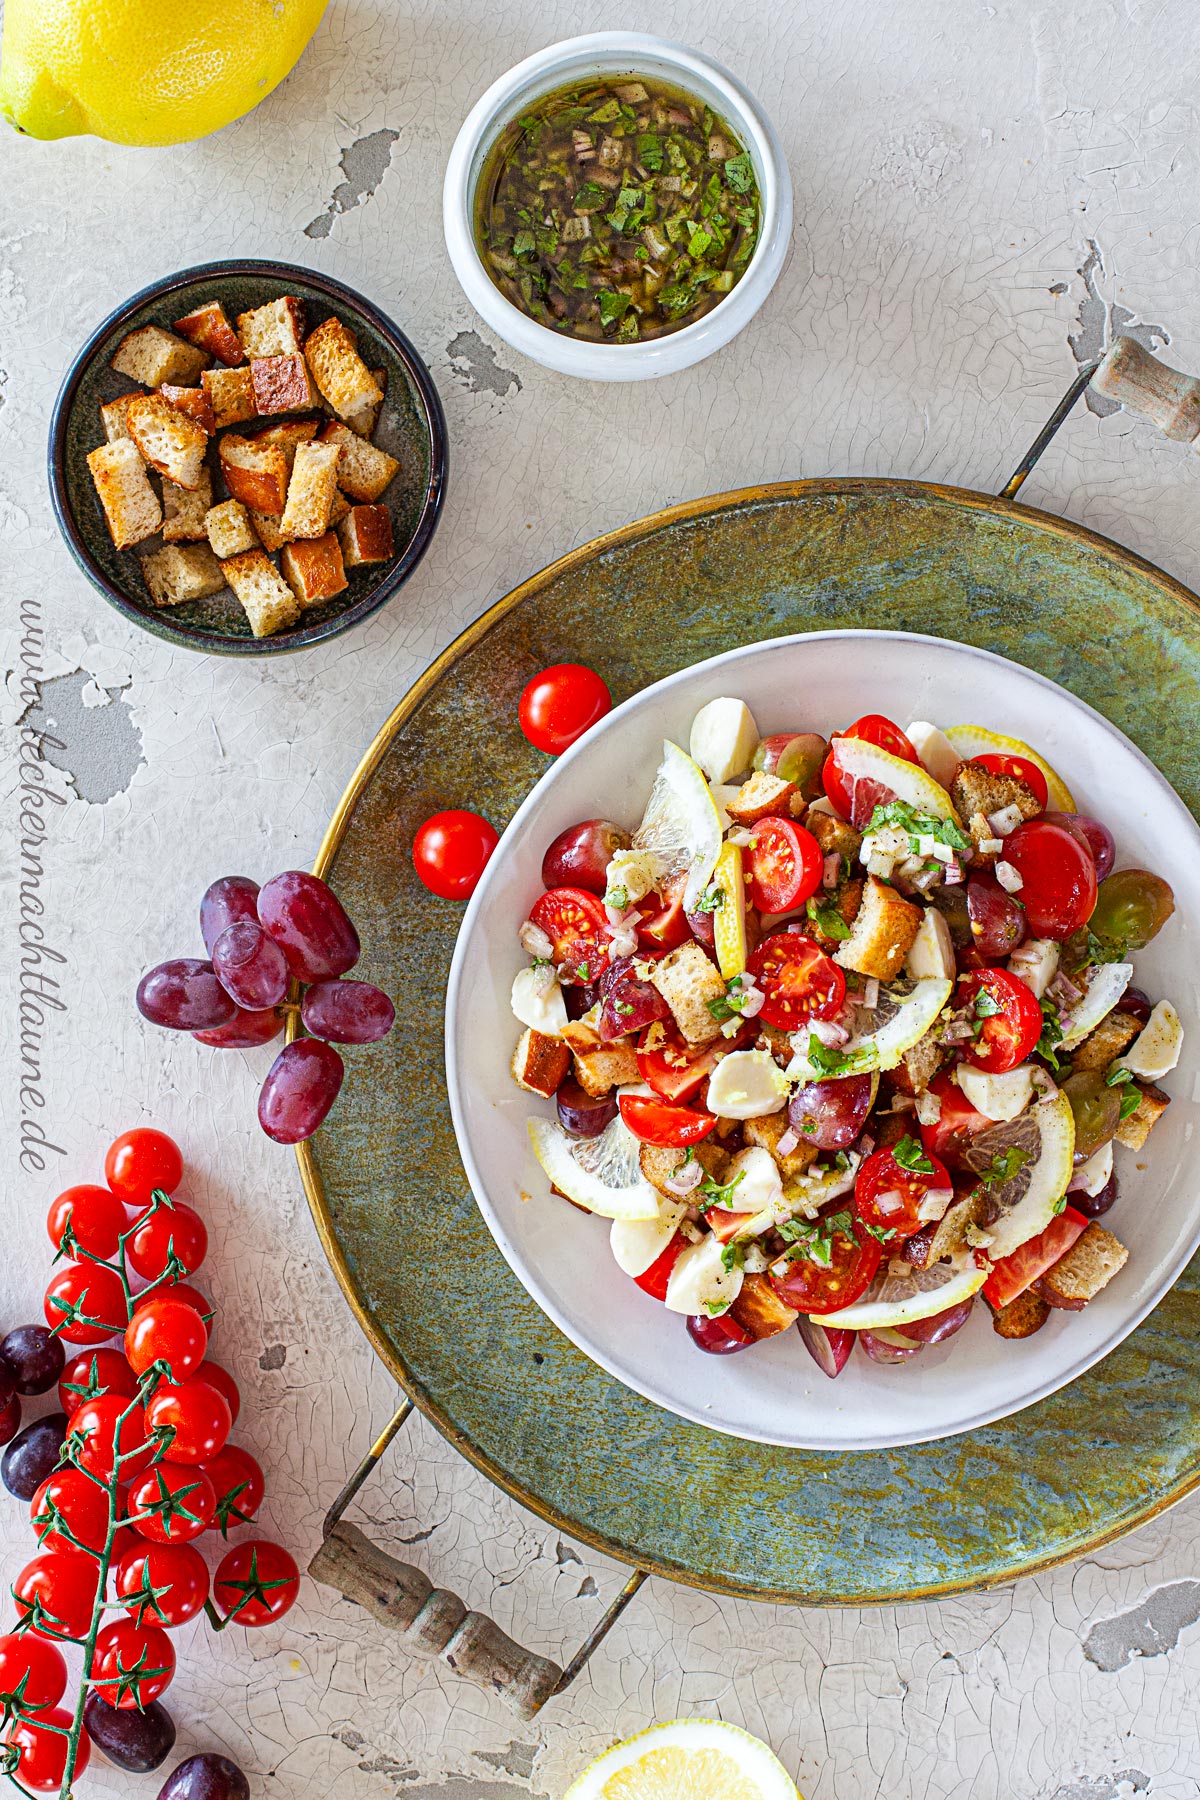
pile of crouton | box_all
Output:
[86,294,401,638]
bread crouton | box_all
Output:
[560,1013,601,1054]
[218,436,291,514]
[126,393,209,490]
[989,1289,1050,1339]
[237,297,305,358]
[890,1026,945,1096]
[279,440,343,540]
[724,770,797,826]
[111,325,208,388]
[904,1187,989,1269]
[572,1040,639,1098]
[806,810,862,863]
[1035,1222,1128,1310]
[303,317,384,424]
[246,509,294,552]
[162,466,213,543]
[951,761,1040,858]
[742,1110,818,1177]
[204,500,258,559]
[221,549,301,639]
[1114,1080,1170,1149]
[280,533,348,608]
[318,422,399,502]
[329,489,352,528]
[510,1028,569,1098]
[250,353,319,415]
[245,419,319,468]
[100,395,136,443]
[344,367,387,437]
[1070,1009,1143,1072]
[649,942,726,1045]
[337,503,394,567]
[834,874,922,980]
[755,1023,794,1065]
[159,384,215,435]
[86,441,162,549]
[139,542,226,608]
[172,301,245,366]
[201,366,258,429]
[639,1139,727,1195]
[729,1272,798,1341]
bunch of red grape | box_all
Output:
[137,872,395,1144]
[0,1129,293,1795]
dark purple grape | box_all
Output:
[685,907,716,949]
[2,1412,67,1500]
[301,979,395,1045]
[1044,813,1116,882]
[85,1693,176,1772]
[563,982,598,1021]
[200,877,261,957]
[212,922,289,1010]
[967,876,1026,957]
[686,1314,752,1354]
[257,872,360,982]
[788,1075,874,1151]
[795,1315,854,1378]
[1119,986,1153,1025]
[895,1297,975,1344]
[193,1006,284,1049]
[258,1039,345,1144]
[556,1078,617,1139]
[859,1331,923,1364]
[0,1394,20,1446]
[1,1325,66,1396]
[598,956,670,1042]
[1072,1171,1118,1219]
[157,1753,250,1800]
[541,820,630,894]
[138,960,238,1031]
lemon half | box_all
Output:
[528,1113,664,1222]
[944,725,1076,812]
[565,1719,801,1800]
[632,741,723,914]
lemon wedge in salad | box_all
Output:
[711,841,748,979]
[961,1089,1076,1260]
[565,1719,801,1800]
[528,1113,664,1221]
[944,725,1076,811]
[632,741,724,913]
[786,978,952,1082]
[817,1261,986,1332]
[830,737,960,823]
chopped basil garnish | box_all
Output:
[694,884,725,913]
[977,1145,1031,1186]
[698,1171,745,1212]
[893,1134,935,1174]
[866,800,971,859]
[805,895,852,940]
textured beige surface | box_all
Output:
[3,0,1200,1794]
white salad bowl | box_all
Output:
[445,631,1200,1450]
[442,32,792,381]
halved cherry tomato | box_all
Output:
[854,1141,953,1238]
[637,1022,731,1103]
[918,1072,993,1169]
[1002,820,1097,939]
[618,1093,715,1146]
[518,663,611,756]
[822,714,919,825]
[632,1233,686,1300]
[747,816,823,914]
[974,752,1048,810]
[528,886,609,981]
[768,1217,882,1315]
[748,933,845,1031]
[957,968,1043,1072]
[982,1205,1089,1309]
[637,889,694,951]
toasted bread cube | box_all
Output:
[511,1028,570,1098]
[304,317,385,425]
[343,367,387,437]
[806,810,862,863]
[1114,1080,1171,1149]
[221,549,300,639]
[649,941,726,1045]
[279,440,342,540]
[201,366,258,429]
[904,1188,989,1270]
[246,509,293,552]
[111,324,208,388]
[86,441,162,549]
[280,532,348,608]
[951,761,1040,857]
[337,502,394,567]
[125,393,209,490]
[890,1026,945,1097]
[328,489,352,527]
[139,542,226,608]
[1070,1010,1143,1072]
[250,353,319,416]
[742,1110,818,1178]
[639,1140,727,1195]
[1036,1222,1128,1310]
[162,466,214,542]
[245,419,319,468]
[204,499,258,559]
[159,384,215,435]
[219,435,291,514]
[834,874,923,981]
[989,1289,1050,1339]
[173,301,245,366]
[725,770,798,826]
[319,422,399,502]
[729,1272,799,1342]
[100,394,136,443]
[237,297,306,358]
[572,1040,639,1098]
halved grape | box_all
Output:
[257,873,360,983]
[541,821,630,894]
[301,981,395,1045]
[200,877,261,957]
[795,1315,854,1378]
[754,732,828,797]
[1043,812,1116,882]
[137,961,237,1031]
[258,1041,345,1144]
[1119,985,1153,1025]
[894,1297,975,1344]
[684,907,716,949]
[555,1079,616,1139]
[192,1007,284,1049]
[685,1314,752,1354]
[967,876,1026,957]
[859,1330,924,1364]
[563,982,599,1021]
[1073,1171,1118,1219]
[787,1075,874,1150]
[597,957,670,1041]
[212,923,289,1010]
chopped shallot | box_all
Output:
[862,977,880,1009]
[776,1126,801,1157]
[988,804,1025,837]
[519,920,554,960]
[943,857,964,885]
[822,852,841,889]
[807,1017,850,1049]
[739,985,765,1019]
[664,1159,705,1196]
[994,860,1024,893]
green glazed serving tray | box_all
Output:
[298,478,1200,1605]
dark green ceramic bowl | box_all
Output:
[48,259,447,656]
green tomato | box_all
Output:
[1089,869,1175,957]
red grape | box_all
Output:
[257,873,359,982]
[137,961,238,1031]
[1119,985,1153,1025]
[199,877,260,957]
[2,1416,68,1501]
[541,820,629,893]
[795,1316,854,1378]
[157,1753,249,1800]
[211,923,289,1010]
[1044,812,1116,881]
[555,1079,617,1139]
[597,956,670,1041]
[0,1327,65,1396]
[787,1075,875,1151]
[0,1394,20,1446]
[686,1313,753,1354]
[894,1297,975,1344]
[300,980,395,1045]
[859,1331,923,1364]
[258,1040,345,1143]
[82,1692,176,1774]
[967,876,1026,957]
[192,1007,284,1049]
[1072,1171,1119,1219]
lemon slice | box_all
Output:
[785,978,952,1082]
[817,1260,986,1331]
[944,725,1076,811]
[632,741,724,913]
[711,841,747,979]
[1057,961,1135,1050]
[830,737,961,823]
[528,1113,664,1221]
[962,1089,1076,1260]
[565,1719,801,1800]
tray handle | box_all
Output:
[309,1520,563,1720]
[1092,336,1200,442]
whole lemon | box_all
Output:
[0,0,330,145]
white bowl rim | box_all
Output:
[442,31,793,381]
[445,627,1200,1449]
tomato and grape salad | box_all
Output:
[504,692,1182,1378]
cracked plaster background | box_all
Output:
[3,0,1200,1794]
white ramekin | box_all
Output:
[443,33,793,382]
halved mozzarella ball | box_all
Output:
[906,908,955,982]
[1116,999,1183,1081]
[610,1205,685,1278]
[511,966,568,1037]
[706,1049,789,1120]
[957,1062,1034,1123]
[689,698,760,785]
[905,721,963,788]
[664,1233,744,1316]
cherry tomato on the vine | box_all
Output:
[125,1200,208,1282]
[194,1361,240,1425]
[46,1185,127,1260]
[1001,820,1097,940]
[957,968,1043,1072]
[747,816,824,915]
[617,1092,715,1147]
[146,1380,231,1465]
[213,1539,300,1628]
[854,1140,954,1238]
[0,1634,67,1713]
[748,933,846,1031]
[518,663,611,756]
[201,1444,264,1536]
[115,1540,209,1628]
[1,1705,89,1792]
[31,1469,110,1555]
[72,1395,155,1482]
[58,1347,139,1417]
[43,1262,127,1345]
[973,751,1048,810]
[105,1130,183,1207]
[412,810,499,901]
[126,1461,217,1544]
[92,1619,175,1709]
[124,1298,208,1381]
[132,1282,215,1334]
[13,1549,100,1640]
